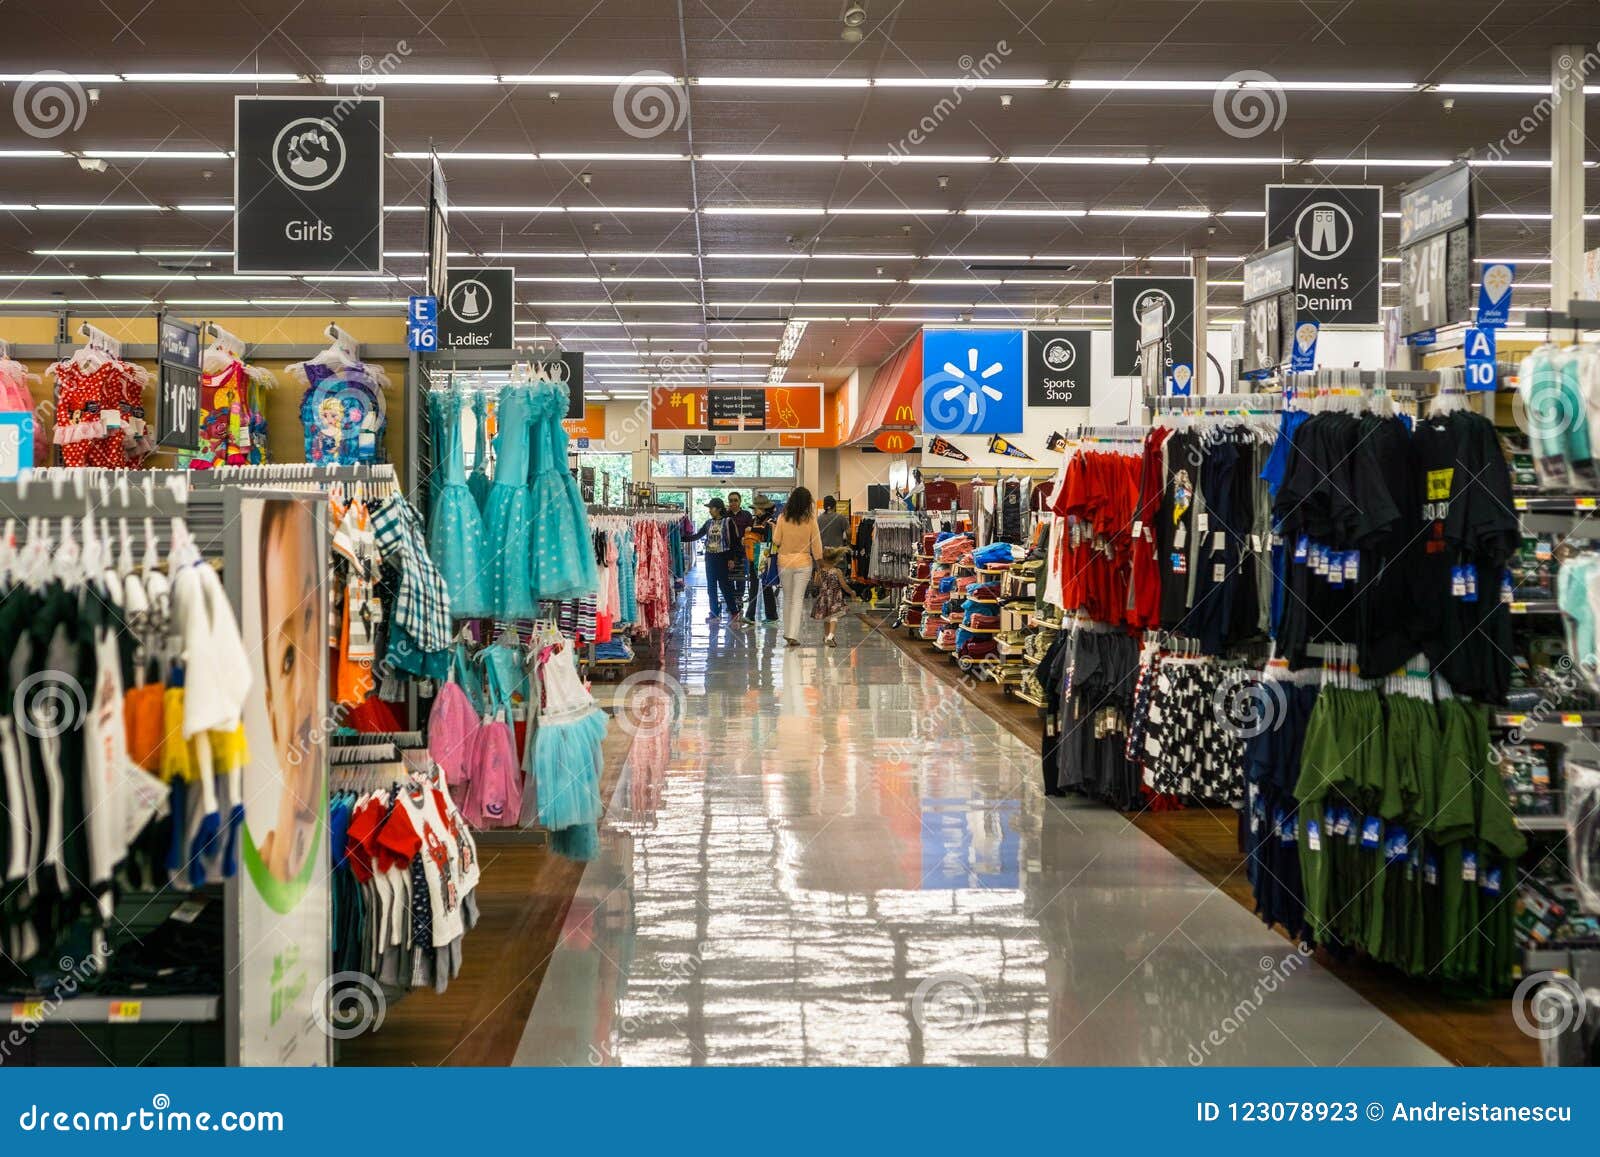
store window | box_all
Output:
[574,450,632,506]
[648,450,797,479]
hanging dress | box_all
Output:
[527,381,599,601]
[482,385,536,619]
[532,640,608,859]
[427,391,490,619]
[467,393,493,514]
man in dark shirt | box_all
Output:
[726,492,755,611]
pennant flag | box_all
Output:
[926,435,971,462]
[1045,431,1068,453]
[987,435,1035,461]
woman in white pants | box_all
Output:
[769,486,824,645]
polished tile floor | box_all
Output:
[515,575,1443,1066]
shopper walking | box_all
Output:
[726,492,754,611]
[683,497,744,624]
[770,486,823,645]
[741,495,780,628]
[811,546,851,647]
[818,495,849,550]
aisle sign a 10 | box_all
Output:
[1463,327,1497,391]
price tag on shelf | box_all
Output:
[1503,714,1527,727]
[1578,498,1597,510]
[1561,713,1585,727]
[107,1000,142,1024]
[11,1001,45,1023]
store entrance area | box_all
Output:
[508,575,1440,1066]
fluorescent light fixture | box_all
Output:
[36,202,165,211]
[1221,210,1266,218]
[700,153,845,163]
[563,205,689,214]
[695,76,869,88]
[501,73,677,85]
[303,274,399,282]
[0,273,85,280]
[144,249,234,258]
[963,208,1087,217]
[0,205,35,211]
[1159,156,1292,165]
[544,151,687,161]
[81,149,232,159]
[872,77,1052,88]
[706,276,801,284]
[827,206,952,215]
[1310,157,1450,167]
[1432,83,1552,94]
[320,73,498,85]
[0,73,120,83]
[1007,155,1149,165]
[391,150,537,161]
[345,298,408,306]
[0,149,66,158]
[177,203,235,212]
[909,277,1002,285]
[1089,208,1212,218]
[1002,277,1098,285]
[704,206,825,216]
[123,72,304,83]
[1067,79,1233,90]
[195,274,293,281]
[383,205,426,212]
[846,153,994,163]
[1267,80,1415,90]
[101,273,196,281]
[802,277,897,283]
[33,248,135,256]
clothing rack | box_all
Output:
[186,462,399,488]
[1151,392,1284,414]
[1071,424,1147,442]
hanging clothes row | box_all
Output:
[329,750,482,995]
[427,378,598,622]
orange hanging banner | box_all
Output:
[562,406,607,441]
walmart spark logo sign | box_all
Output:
[921,329,1024,435]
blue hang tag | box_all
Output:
[1461,850,1478,882]
[1360,815,1382,850]
[1305,818,1322,851]
[1482,865,1502,896]
[1462,566,1478,603]
[1424,851,1440,885]
[1294,534,1309,563]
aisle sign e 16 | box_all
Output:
[407,295,438,352]
[1463,327,1497,391]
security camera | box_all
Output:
[1441,97,1455,113]
[937,174,949,189]
[77,157,108,173]
[580,171,592,186]
[1000,94,1013,109]
[548,90,560,102]
[841,2,868,41]
[87,88,100,104]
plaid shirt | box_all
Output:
[372,496,453,653]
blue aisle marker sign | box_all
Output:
[408,295,439,351]
[1290,321,1320,372]
[1464,327,1498,391]
[1476,262,1515,328]
[1169,362,1194,396]
[710,459,735,475]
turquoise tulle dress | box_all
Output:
[428,390,490,618]
[534,639,607,860]
[527,381,598,601]
[467,393,493,514]
[482,384,536,619]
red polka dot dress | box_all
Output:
[51,357,150,468]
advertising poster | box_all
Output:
[231,495,331,1067]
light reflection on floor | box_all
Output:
[515,573,1442,1067]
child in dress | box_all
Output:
[811,546,851,648]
